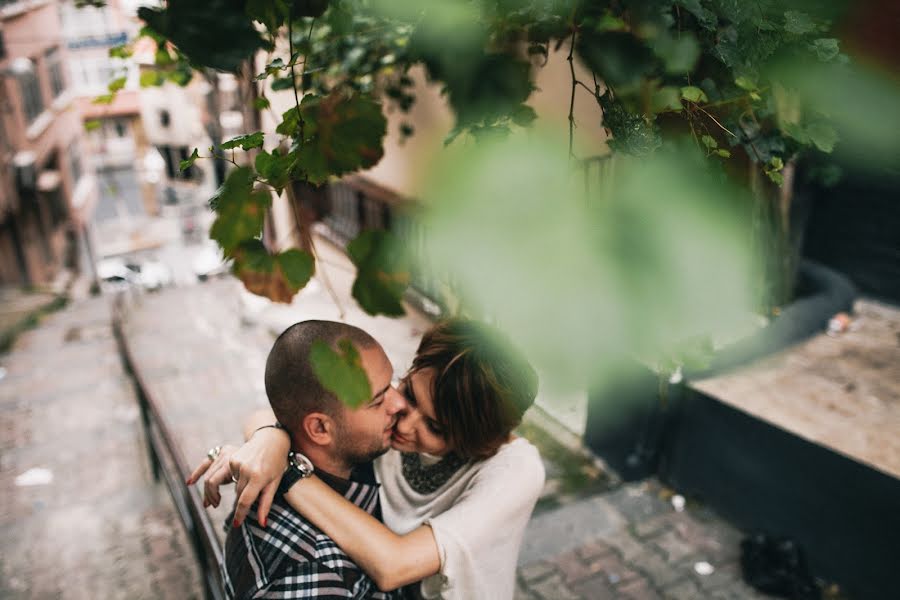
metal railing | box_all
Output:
[111,294,227,600]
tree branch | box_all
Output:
[567,29,578,159]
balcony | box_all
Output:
[67,31,128,50]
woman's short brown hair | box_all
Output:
[411,319,538,461]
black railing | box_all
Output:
[302,176,449,316]
[111,295,227,600]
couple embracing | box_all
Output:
[191,318,545,599]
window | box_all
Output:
[16,61,44,124]
[59,0,113,41]
[69,57,125,92]
[45,47,66,98]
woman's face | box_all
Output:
[391,368,451,456]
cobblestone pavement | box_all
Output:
[119,278,768,600]
[0,296,202,599]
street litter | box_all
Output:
[694,561,715,575]
[15,467,53,487]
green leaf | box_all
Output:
[231,242,314,303]
[254,96,271,111]
[291,0,329,19]
[276,106,302,137]
[680,86,708,103]
[245,0,289,32]
[510,104,537,127]
[676,0,717,30]
[347,230,409,316]
[109,44,132,59]
[652,33,700,74]
[651,86,683,113]
[167,66,193,86]
[784,10,816,35]
[309,338,372,409]
[208,167,271,253]
[92,93,115,105]
[155,48,173,66]
[807,120,839,153]
[276,248,315,289]
[714,148,731,158]
[254,149,295,190]
[221,131,265,151]
[271,76,295,91]
[769,156,784,171]
[600,94,662,156]
[577,31,656,88]
[139,70,161,87]
[84,120,102,131]
[179,148,199,172]
[108,76,127,93]
[701,135,718,149]
[810,38,840,62]
[138,0,271,74]
[734,76,757,91]
[294,92,387,185]
[766,170,784,186]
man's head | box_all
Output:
[265,320,405,472]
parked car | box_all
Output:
[96,257,172,292]
[192,244,231,281]
[129,260,173,291]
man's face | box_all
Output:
[335,345,407,465]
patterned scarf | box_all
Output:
[401,451,468,494]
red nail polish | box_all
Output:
[185,477,192,485]
[261,518,266,528]
[232,519,240,528]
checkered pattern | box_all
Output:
[224,475,396,599]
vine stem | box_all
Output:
[695,104,737,138]
[567,29,578,159]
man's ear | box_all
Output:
[301,412,338,446]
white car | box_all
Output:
[192,245,231,281]
[96,258,136,291]
[96,257,172,292]
[131,260,173,291]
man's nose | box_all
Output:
[385,387,408,415]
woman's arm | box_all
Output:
[284,477,441,591]
[189,411,291,526]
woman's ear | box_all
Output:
[301,412,337,446]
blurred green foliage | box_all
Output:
[97,0,899,401]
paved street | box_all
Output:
[1,251,766,598]
[0,296,202,598]
[117,269,766,599]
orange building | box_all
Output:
[0,0,97,286]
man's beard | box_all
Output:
[334,420,391,467]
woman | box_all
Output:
[194,319,545,599]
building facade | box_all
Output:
[0,0,97,286]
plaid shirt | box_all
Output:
[223,467,397,599]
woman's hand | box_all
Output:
[187,444,238,508]
[188,427,292,527]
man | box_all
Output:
[211,320,407,599]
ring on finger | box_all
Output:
[207,445,222,461]
[231,471,239,484]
